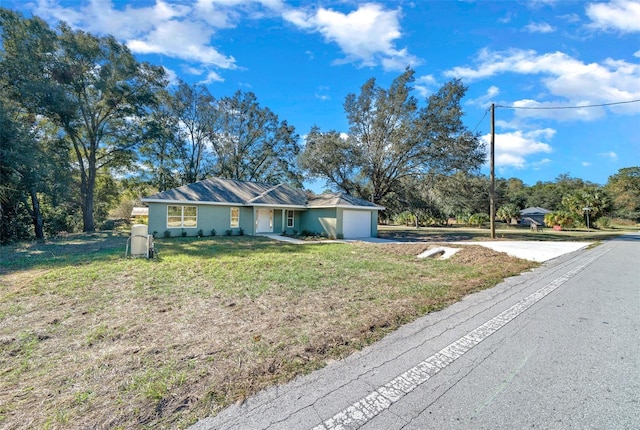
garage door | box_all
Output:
[342,210,371,238]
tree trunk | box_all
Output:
[29,186,45,242]
[81,159,96,233]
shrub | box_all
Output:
[595,216,611,229]
[163,230,171,238]
[181,230,187,237]
[238,228,244,236]
[456,213,471,225]
[197,229,204,237]
[394,211,416,226]
[544,211,575,229]
[225,229,232,236]
[211,229,216,236]
[469,213,490,227]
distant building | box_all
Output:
[131,207,149,222]
[520,207,551,226]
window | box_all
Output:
[230,207,240,228]
[287,210,295,228]
[167,205,197,228]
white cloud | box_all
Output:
[482,128,554,169]
[199,71,225,84]
[598,151,619,160]
[586,0,640,33]
[283,3,420,71]
[582,161,591,166]
[445,48,640,120]
[468,85,500,108]
[414,74,437,98]
[127,19,236,68]
[162,67,180,85]
[31,0,238,72]
[525,22,555,33]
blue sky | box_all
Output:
[9,0,640,187]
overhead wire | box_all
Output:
[495,99,640,110]
[471,107,491,132]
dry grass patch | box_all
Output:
[0,234,536,429]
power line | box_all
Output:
[471,107,491,132]
[495,99,640,110]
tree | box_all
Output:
[544,211,576,230]
[162,81,215,185]
[210,91,303,186]
[497,177,528,209]
[0,9,167,232]
[560,187,609,227]
[496,204,520,225]
[138,99,182,192]
[430,172,490,218]
[301,68,484,205]
[605,167,640,221]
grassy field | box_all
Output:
[0,227,607,429]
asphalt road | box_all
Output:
[191,234,640,430]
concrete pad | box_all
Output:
[452,241,591,262]
[416,247,461,260]
[261,234,307,244]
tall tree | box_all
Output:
[301,68,484,204]
[163,81,215,185]
[605,167,640,221]
[138,99,182,192]
[0,9,167,232]
[210,90,303,186]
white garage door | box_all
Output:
[342,210,371,239]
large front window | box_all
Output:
[167,205,197,228]
[230,207,240,228]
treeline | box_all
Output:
[1,8,638,244]
[388,169,640,228]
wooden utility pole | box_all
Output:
[490,103,496,239]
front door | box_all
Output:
[256,209,273,233]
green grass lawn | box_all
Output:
[1,231,545,429]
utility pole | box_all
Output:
[490,103,496,239]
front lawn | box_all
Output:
[1,232,536,429]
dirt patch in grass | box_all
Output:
[0,235,536,429]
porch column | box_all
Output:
[282,209,286,232]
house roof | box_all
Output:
[141,177,384,210]
[142,177,307,207]
[308,192,383,209]
[520,206,551,215]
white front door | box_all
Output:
[256,209,273,233]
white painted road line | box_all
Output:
[312,250,608,430]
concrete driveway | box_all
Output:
[265,234,591,263]
[450,240,591,262]
[355,238,591,262]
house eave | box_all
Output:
[141,198,308,209]
[308,204,385,211]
